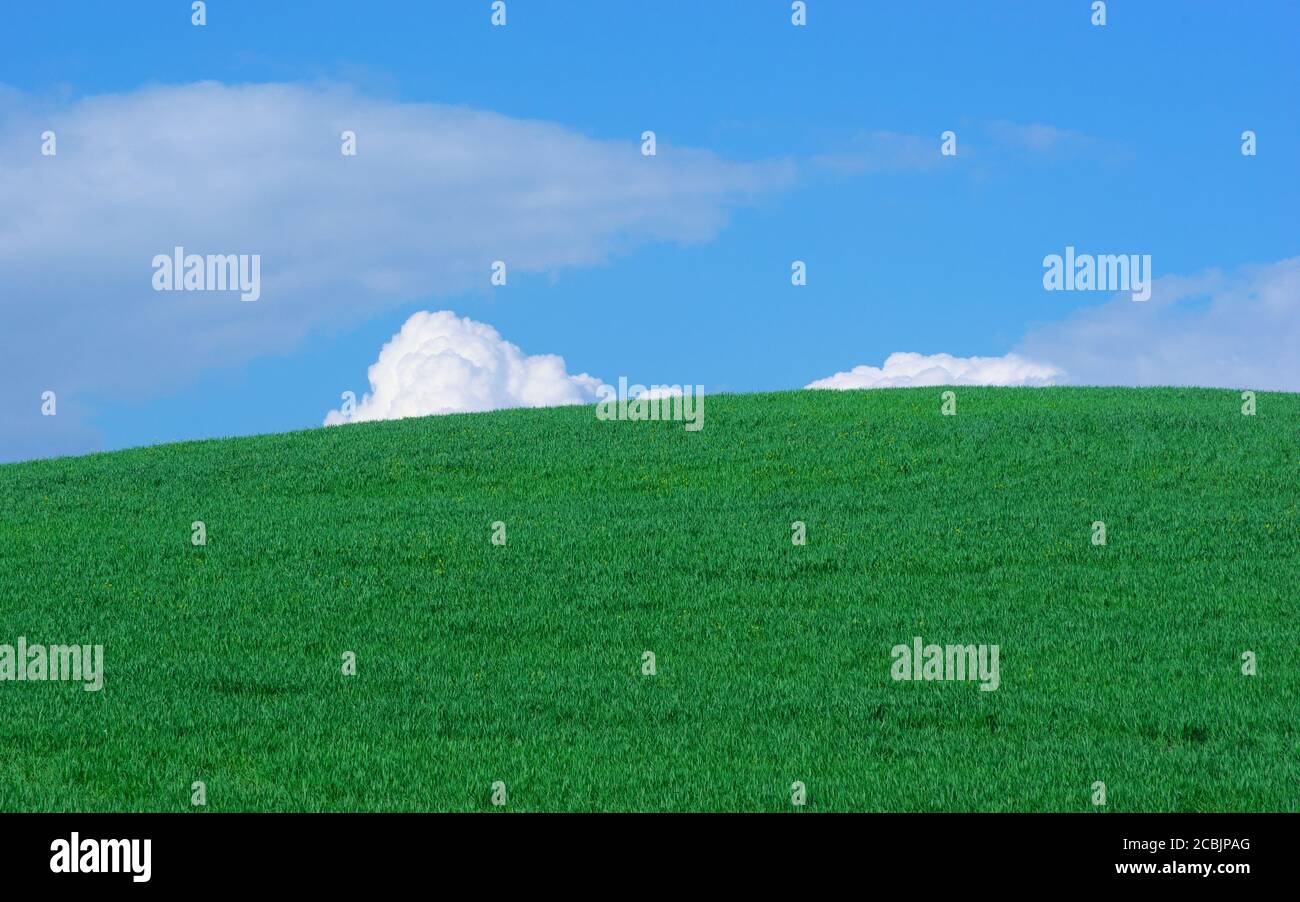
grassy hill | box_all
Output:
[0,387,1296,812]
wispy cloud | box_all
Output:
[984,119,1130,162]
[986,120,1090,153]
[1018,256,1300,390]
[810,120,1124,176]
[810,130,943,174]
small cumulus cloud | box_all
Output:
[805,351,1063,390]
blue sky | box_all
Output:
[1,1,1297,461]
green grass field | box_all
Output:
[0,387,1296,812]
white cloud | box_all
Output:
[0,81,789,459]
[325,310,602,424]
[986,120,1084,153]
[1017,256,1300,390]
[636,385,685,400]
[805,351,1063,390]
[809,121,1120,176]
[810,130,940,175]
[805,256,1300,395]
[982,120,1129,163]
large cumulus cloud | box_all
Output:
[324,310,602,424]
